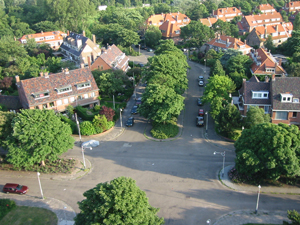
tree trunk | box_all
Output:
[41,160,45,167]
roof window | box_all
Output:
[281,93,293,102]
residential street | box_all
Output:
[0,50,300,225]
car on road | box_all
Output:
[197,98,203,106]
[199,80,204,86]
[131,105,138,114]
[198,109,204,117]
[139,63,144,67]
[136,97,142,105]
[198,76,204,81]
[196,116,204,126]
[126,117,135,127]
[147,48,153,52]
[3,183,28,194]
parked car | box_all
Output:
[141,45,147,50]
[126,117,135,127]
[147,48,153,52]
[199,80,204,86]
[198,109,204,117]
[3,183,28,194]
[197,98,203,106]
[190,47,196,51]
[136,97,142,105]
[198,76,204,81]
[196,116,204,126]
[139,63,144,67]
[131,105,138,114]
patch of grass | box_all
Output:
[151,119,179,139]
[0,199,16,220]
[0,206,58,225]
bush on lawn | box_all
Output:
[0,199,16,220]
[107,121,115,130]
[93,114,108,132]
[75,106,97,121]
[80,121,96,136]
[100,106,115,121]
[151,120,179,139]
[60,115,78,134]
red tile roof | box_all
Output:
[213,7,242,20]
[100,44,129,70]
[200,17,218,27]
[244,12,283,28]
[206,35,252,53]
[254,23,293,41]
[258,4,276,12]
[283,1,300,12]
[19,31,66,44]
[249,48,286,75]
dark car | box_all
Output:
[197,98,203,106]
[196,116,204,126]
[139,63,144,67]
[141,45,147,50]
[136,97,142,105]
[131,105,138,114]
[3,183,28,194]
[198,109,204,117]
[126,117,134,127]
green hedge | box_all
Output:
[151,120,179,139]
[80,121,96,136]
[0,199,16,220]
[75,106,98,121]
[60,115,78,134]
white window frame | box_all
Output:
[252,91,269,99]
[281,94,293,102]
[63,99,69,104]
[90,92,95,97]
[57,100,62,106]
[70,97,75,103]
[84,94,89,99]
[77,82,91,90]
[57,86,72,94]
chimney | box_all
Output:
[41,30,43,34]
[82,30,86,37]
[80,63,84,68]
[61,68,65,72]
[265,76,270,82]
[14,36,16,41]
[77,39,82,49]
[239,7,241,11]
[40,72,44,77]
[217,33,220,39]
[92,34,96,44]
[15,75,20,83]
[226,38,229,44]
[279,58,282,66]
[88,56,91,68]
[44,72,49,78]
[272,74,276,81]
[212,9,214,15]
[221,9,223,13]
[244,39,247,45]
[67,30,70,36]
[65,68,69,74]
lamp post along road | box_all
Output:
[255,185,262,214]
[37,172,44,199]
[214,151,226,177]
[204,59,206,75]
[81,146,92,169]
[138,44,140,55]
[120,108,123,128]
[75,113,82,143]
[205,111,208,134]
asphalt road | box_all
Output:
[1,50,300,224]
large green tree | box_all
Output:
[75,176,164,225]
[235,123,300,181]
[294,13,300,31]
[0,111,15,145]
[210,59,225,76]
[139,83,184,123]
[245,106,270,129]
[145,25,162,48]
[216,104,241,137]
[5,109,74,167]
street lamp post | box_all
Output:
[255,185,262,214]
[138,44,140,55]
[120,108,123,128]
[81,146,92,169]
[75,113,82,143]
[37,172,44,199]
[205,111,208,134]
[204,59,206,75]
[206,219,211,224]
[214,151,226,177]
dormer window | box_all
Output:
[56,85,72,94]
[293,98,299,103]
[281,93,293,102]
[252,91,269,99]
[32,91,50,99]
[77,82,91,89]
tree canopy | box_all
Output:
[5,109,74,167]
[245,106,270,129]
[75,176,164,225]
[235,123,300,181]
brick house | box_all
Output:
[199,17,218,27]
[249,48,287,76]
[271,75,300,125]
[212,7,243,22]
[19,31,66,50]
[90,44,130,72]
[16,67,99,112]
[205,34,252,55]
[60,31,102,65]
[246,22,293,47]
[257,4,276,14]
[238,12,283,33]
[146,12,190,38]
[238,76,271,116]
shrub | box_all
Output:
[107,121,115,130]
[60,115,78,134]
[75,106,96,121]
[151,121,179,139]
[0,199,16,220]
[287,210,300,224]
[94,105,101,112]
[93,114,108,132]
[80,121,96,136]
[100,106,115,121]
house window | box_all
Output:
[293,98,299,103]
[57,86,72,94]
[77,82,91,89]
[57,100,62,106]
[264,106,270,114]
[90,92,95,97]
[35,106,39,109]
[33,92,50,99]
[49,102,55,107]
[64,99,69,104]
[70,97,75,103]
[252,92,269,99]
[275,111,288,120]
[84,94,89,99]
[78,95,82,100]
[43,104,48,109]
[293,112,297,118]
[281,94,293,102]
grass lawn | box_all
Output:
[0,206,58,225]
